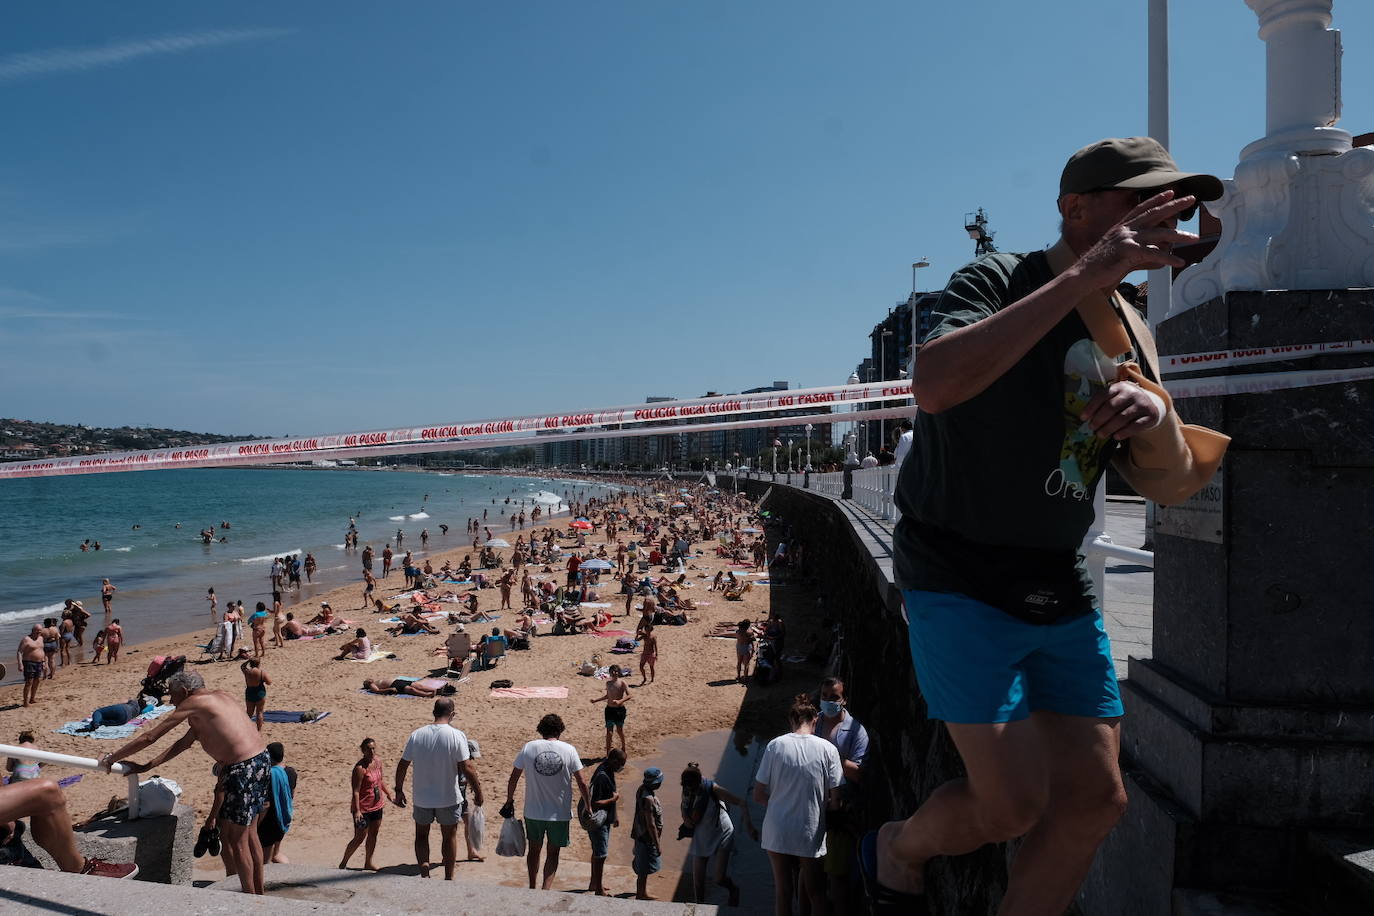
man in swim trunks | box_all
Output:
[100,670,269,895]
[362,676,440,698]
[590,666,630,757]
[16,626,45,707]
[101,579,117,630]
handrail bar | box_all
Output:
[0,743,143,818]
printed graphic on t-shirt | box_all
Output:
[1047,338,1118,501]
[534,750,564,776]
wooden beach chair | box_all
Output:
[444,632,472,676]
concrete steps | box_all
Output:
[0,864,717,915]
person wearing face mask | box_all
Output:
[816,677,869,916]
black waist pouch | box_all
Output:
[914,522,1092,625]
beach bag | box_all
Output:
[496,817,526,857]
[466,805,486,851]
[577,796,606,831]
[137,777,182,817]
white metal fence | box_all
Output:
[849,466,898,519]
[0,744,144,817]
[809,471,844,498]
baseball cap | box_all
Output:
[1060,137,1222,201]
[642,767,663,788]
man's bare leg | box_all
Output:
[440,823,458,879]
[875,719,1048,896]
[414,823,431,877]
[525,835,542,888]
[541,844,561,890]
[220,820,265,895]
[1,780,84,872]
[996,713,1125,916]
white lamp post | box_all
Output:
[879,327,894,449]
[805,423,813,471]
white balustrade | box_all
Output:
[0,744,143,818]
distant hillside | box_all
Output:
[0,418,262,462]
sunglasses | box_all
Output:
[1090,186,1198,221]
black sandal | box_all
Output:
[858,830,926,915]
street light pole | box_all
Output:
[880,327,893,451]
[805,423,813,472]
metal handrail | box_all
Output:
[0,744,143,818]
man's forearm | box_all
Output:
[915,265,1097,414]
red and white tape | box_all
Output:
[1161,337,1374,374]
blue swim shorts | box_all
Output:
[903,589,1123,724]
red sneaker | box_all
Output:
[79,857,139,879]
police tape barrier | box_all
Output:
[1161,337,1374,374]
[0,406,917,479]
[0,381,911,480]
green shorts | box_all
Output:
[525,818,570,848]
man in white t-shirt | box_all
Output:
[394,698,484,880]
[892,419,914,469]
[502,713,590,891]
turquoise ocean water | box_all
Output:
[0,468,616,684]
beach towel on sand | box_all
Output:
[592,629,634,639]
[489,686,569,699]
[55,705,174,739]
[350,649,390,663]
[262,710,332,724]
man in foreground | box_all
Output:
[503,713,590,890]
[100,670,269,895]
[394,697,484,879]
[870,138,1222,915]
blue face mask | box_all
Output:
[820,699,843,718]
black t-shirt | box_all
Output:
[893,250,1125,604]
[590,764,617,825]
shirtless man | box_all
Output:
[363,676,441,698]
[17,626,45,706]
[590,666,631,756]
[100,670,269,895]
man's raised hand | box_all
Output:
[1077,190,1200,289]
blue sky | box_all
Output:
[4,1,1374,436]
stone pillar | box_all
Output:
[1175,0,1374,312]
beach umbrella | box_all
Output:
[671,502,688,509]
[570,520,593,530]
[580,558,613,570]
[486,538,511,548]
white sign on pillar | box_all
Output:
[1175,0,1374,312]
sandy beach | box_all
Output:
[2,477,820,905]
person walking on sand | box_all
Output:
[250,603,269,659]
[503,713,590,891]
[40,618,60,678]
[104,619,124,665]
[361,568,376,609]
[66,599,90,646]
[17,626,45,707]
[393,698,484,880]
[638,625,658,686]
[272,591,286,649]
[499,569,514,610]
[241,660,270,731]
[590,666,630,757]
[340,737,394,871]
[304,552,316,583]
[100,578,116,630]
[100,670,270,895]
[206,587,218,624]
[382,545,393,579]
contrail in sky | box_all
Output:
[0,28,292,83]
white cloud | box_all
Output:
[0,28,292,84]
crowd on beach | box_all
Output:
[3,476,874,915]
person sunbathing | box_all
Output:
[387,612,439,636]
[361,676,439,697]
[308,604,339,626]
[335,628,372,660]
[282,613,346,639]
[372,599,401,615]
[554,608,588,635]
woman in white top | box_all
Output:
[753,694,843,916]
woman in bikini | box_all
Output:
[104,619,124,665]
[250,602,269,659]
[735,619,755,682]
[241,660,270,731]
[271,591,286,649]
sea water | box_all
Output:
[0,468,614,683]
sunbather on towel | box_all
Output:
[362,677,437,697]
[387,612,439,636]
[282,614,347,640]
[335,629,372,661]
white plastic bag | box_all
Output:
[137,777,182,817]
[495,817,526,857]
[466,805,486,851]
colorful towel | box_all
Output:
[351,649,390,663]
[579,602,612,608]
[489,686,569,699]
[53,705,175,739]
[593,629,634,639]
[261,710,332,724]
